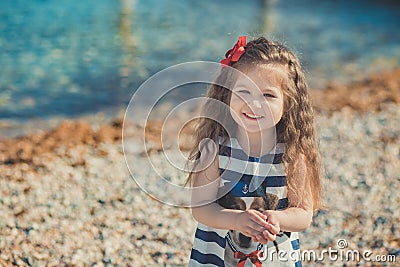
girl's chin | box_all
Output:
[236,123,275,133]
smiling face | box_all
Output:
[229,65,286,134]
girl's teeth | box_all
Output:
[245,113,262,119]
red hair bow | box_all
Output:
[220,36,247,66]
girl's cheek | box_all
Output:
[261,101,273,113]
[231,95,246,105]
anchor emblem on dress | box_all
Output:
[242,184,249,194]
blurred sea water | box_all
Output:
[0,0,399,127]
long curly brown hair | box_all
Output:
[186,37,322,211]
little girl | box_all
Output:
[186,36,322,267]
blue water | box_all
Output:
[0,0,399,122]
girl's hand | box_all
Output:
[260,210,280,242]
[234,209,270,240]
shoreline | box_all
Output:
[1,68,399,140]
[1,68,399,161]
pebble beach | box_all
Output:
[1,70,399,266]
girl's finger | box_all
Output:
[263,210,279,223]
[245,226,262,238]
[248,219,267,232]
[254,210,268,221]
[250,213,269,228]
[256,234,269,244]
[262,230,276,241]
[265,222,280,235]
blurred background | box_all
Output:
[1,0,399,136]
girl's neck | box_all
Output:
[235,127,276,157]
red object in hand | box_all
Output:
[220,36,247,66]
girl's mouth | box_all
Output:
[243,113,263,120]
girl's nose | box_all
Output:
[252,100,262,108]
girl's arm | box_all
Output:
[265,206,313,233]
[190,146,270,238]
[263,154,314,234]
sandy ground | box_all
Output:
[0,69,399,266]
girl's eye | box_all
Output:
[237,90,250,94]
[263,93,276,98]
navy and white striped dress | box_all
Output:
[188,136,302,267]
